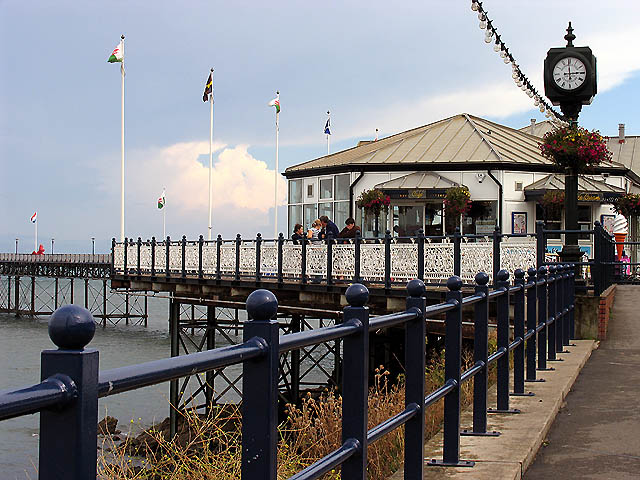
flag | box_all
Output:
[107,40,124,63]
[268,98,280,113]
[203,73,213,102]
[324,117,331,135]
[30,212,37,223]
[157,190,165,209]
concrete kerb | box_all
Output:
[390,340,596,480]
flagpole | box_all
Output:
[163,194,166,239]
[274,91,280,239]
[120,34,125,242]
[34,218,37,252]
[208,68,214,240]
[327,110,331,155]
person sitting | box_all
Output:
[291,223,305,243]
[307,219,322,243]
[338,217,361,239]
[319,215,339,241]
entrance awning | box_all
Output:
[524,174,625,203]
[375,172,459,200]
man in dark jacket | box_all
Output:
[319,215,339,240]
[338,217,361,239]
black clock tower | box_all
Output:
[543,23,598,266]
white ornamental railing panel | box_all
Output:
[168,244,182,272]
[202,245,217,275]
[500,238,537,277]
[113,244,124,270]
[219,244,236,275]
[424,242,454,282]
[260,243,278,277]
[126,244,138,271]
[140,245,152,271]
[361,244,385,281]
[332,244,355,278]
[391,243,418,282]
[460,241,493,282]
[185,244,199,272]
[282,244,302,277]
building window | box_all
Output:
[304,204,318,227]
[578,205,591,240]
[335,201,349,229]
[536,204,561,239]
[335,174,350,201]
[289,179,302,204]
[320,178,333,200]
[307,184,314,198]
[288,205,302,236]
[318,202,333,220]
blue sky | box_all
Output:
[1,1,639,253]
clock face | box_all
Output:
[553,57,587,91]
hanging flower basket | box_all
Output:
[539,190,564,219]
[539,125,612,172]
[356,189,390,217]
[444,186,471,217]
[613,193,640,218]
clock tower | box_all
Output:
[543,22,597,121]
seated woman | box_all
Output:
[307,219,322,243]
[291,223,305,243]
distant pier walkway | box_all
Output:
[525,285,640,479]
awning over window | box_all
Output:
[374,172,459,200]
[524,174,625,203]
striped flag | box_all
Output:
[30,212,37,223]
[268,97,280,113]
[158,189,165,209]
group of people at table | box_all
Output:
[291,216,361,243]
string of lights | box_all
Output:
[470,0,566,125]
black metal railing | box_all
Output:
[0,263,577,479]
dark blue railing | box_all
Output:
[0,265,577,479]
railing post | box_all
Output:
[354,231,361,283]
[40,305,98,480]
[453,227,461,277]
[255,233,262,281]
[537,266,551,371]
[341,284,370,478]
[404,279,427,477]
[492,227,501,285]
[536,220,545,269]
[326,238,333,285]
[556,265,566,352]
[547,265,559,362]
[241,289,279,480]
[137,237,142,276]
[165,236,171,278]
[489,269,520,413]
[198,235,204,279]
[181,235,187,278]
[277,233,284,284]
[235,234,241,281]
[429,276,474,466]
[511,269,533,397]
[301,237,308,284]
[111,238,116,275]
[593,222,602,296]
[569,263,576,340]
[525,268,542,382]
[417,229,425,281]
[123,237,128,273]
[462,272,499,436]
[384,230,392,289]
[216,235,222,280]
[151,237,156,277]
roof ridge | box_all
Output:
[464,114,502,161]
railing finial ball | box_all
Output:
[549,265,557,273]
[538,265,547,276]
[447,275,462,291]
[475,271,489,285]
[514,268,525,279]
[497,269,509,282]
[407,278,425,297]
[527,267,537,277]
[345,283,369,307]
[246,289,278,321]
[48,305,95,350]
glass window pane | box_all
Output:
[393,205,423,237]
[288,205,302,237]
[307,184,314,199]
[335,201,349,230]
[577,205,591,222]
[289,180,302,204]
[318,202,333,220]
[320,178,333,199]
[335,174,350,201]
[304,204,318,228]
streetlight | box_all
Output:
[51,238,55,254]
[91,237,95,255]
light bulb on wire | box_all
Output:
[471,0,479,11]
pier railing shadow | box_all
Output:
[0,262,578,479]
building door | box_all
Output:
[391,202,443,237]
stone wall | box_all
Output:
[574,285,616,340]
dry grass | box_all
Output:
[99,338,496,480]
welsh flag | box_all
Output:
[157,190,165,209]
[108,40,124,63]
[30,212,37,223]
[268,97,280,113]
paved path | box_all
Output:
[525,285,640,479]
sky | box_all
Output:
[1,0,639,253]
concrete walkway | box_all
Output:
[525,285,640,479]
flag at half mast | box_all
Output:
[158,189,165,209]
[203,73,213,102]
[268,97,280,113]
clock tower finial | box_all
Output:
[564,22,575,47]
